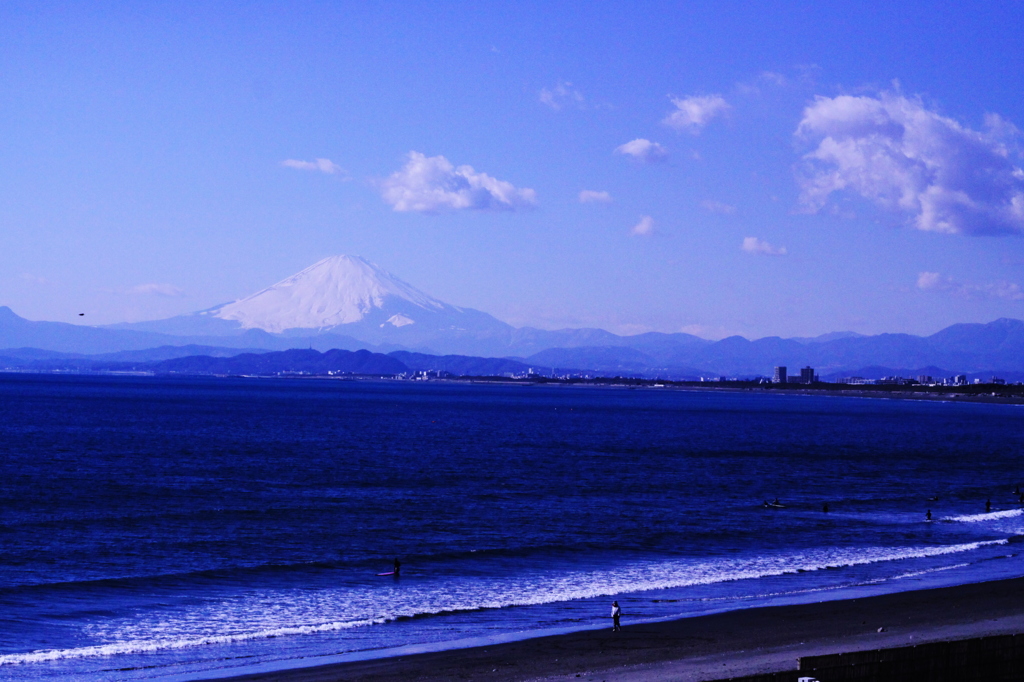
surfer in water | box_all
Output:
[611,601,621,632]
[393,558,401,576]
[926,509,932,521]
[986,499,992,513]
[822,502,829,513]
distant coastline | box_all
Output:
[4,367,1023,405]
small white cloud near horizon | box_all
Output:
[631,215,655,236]
[663,94,730,133]
[917,272,1024,301]
[742,237,787,256]
[701,200,736,214]
[796,92,1024,235]
[539,81,585,110]
[678,323,733,340]
[579,190,612,203]
[282,158,346,175]
[128,283,187,297]
[615,138,669,164]
[380,152,537,213]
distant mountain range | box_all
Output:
[0,347,535,378]
[3,255,1024,377]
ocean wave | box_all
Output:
[942,509,1024,523]
[0,538,1007,667]
[0,617,389,665]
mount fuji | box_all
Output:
[110,255,518,355]
[213,255,453,333]
[2,254,1024,375]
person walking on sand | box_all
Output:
[611,601,621,632]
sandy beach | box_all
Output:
[200,575,1024,682]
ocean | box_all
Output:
[1,374,1023,680]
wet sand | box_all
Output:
[201,575,1024,682]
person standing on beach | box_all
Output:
[611,601,621,631]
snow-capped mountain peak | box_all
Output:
[210,255,449,333]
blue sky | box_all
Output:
[2,2,1023,338]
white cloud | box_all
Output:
[539,81,585,111]
[579,190,612,203]
[741,237,787,256]
[129,283,186,297]
[282,158,346,175]
[631,215,655,236]
[701,200,736,214]
[615,138,669,164]
[796,93,1024,235]
[663,94,730,133]
[678,323,732,340]
[917,272,1024,301]
[380,152,537,213]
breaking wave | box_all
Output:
[943,509,1024,523]
[0,538,1006,667]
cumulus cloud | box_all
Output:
[282,158,346,175]
[663,94,730,133]
[741,237,787,256]
[615,138,669,164]
[539,81,585,110]
[129,283,186,297]
[917,271,1023,300]
[380,152,537,213]
[631,215,655,236]
[579,190,612,203]
[796,93,1024,235]
[701,200,736,214]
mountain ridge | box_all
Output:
[4,250,1024,374]
[4,305,1024,376]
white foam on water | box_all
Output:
[0,617,387,665]
[943,509,1024,523]
[0,538,1006,667]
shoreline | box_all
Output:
[8,368,1024,405]
[197,575,1024,682]
[7,371,1024,407]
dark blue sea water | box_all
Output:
[2,374,1024,680]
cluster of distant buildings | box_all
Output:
[771,366,1014,387]
[396,365,1018,386]
[772,366,819,384]
[836,374,1009,386]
